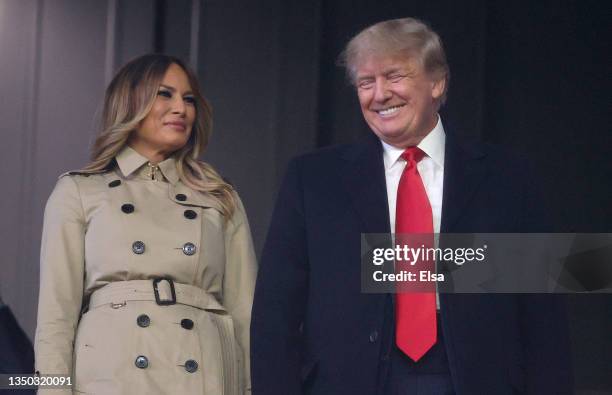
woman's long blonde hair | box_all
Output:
[82,54,235,218]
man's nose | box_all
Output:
[373,79,392,102]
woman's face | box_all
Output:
[130,63,196,160]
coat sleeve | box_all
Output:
[251,158,309,395]
[34,176,85,393]
[223,193,258,394]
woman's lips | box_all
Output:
[164,121,187,131]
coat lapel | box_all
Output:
[440,133,487,233]
[438,131,487,388]
[340,134,391,234]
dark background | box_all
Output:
[1,0,610,392]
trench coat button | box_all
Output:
[184,360,198,373]
[369,330,378,343]
[121,203,135,214]
[108,179,121,188]
[132,241,146,255]
[135,355,149,369]
[180,319,194,330]
[184,210,197,220]
[175,194,187,201]
[182,242,197,256]
[136,314,150,327]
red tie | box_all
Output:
[395,147,437,362]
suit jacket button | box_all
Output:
[132,241,146,254]
[182,243,197,256]
[136,314,150,327]
[135,355,149,369]
[369,330,378,343]
[180,318,194,330]
[184,360,198,373]
[184,210,197,220]
[121,203,135,214]
[175,194,187,201]
[108,179,121,188]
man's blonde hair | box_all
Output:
[339,17,450,103]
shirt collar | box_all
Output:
[115,145,180,184]
[382,115,446,170]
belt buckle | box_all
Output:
[153,277,176,305]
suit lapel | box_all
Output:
[440,133,487,233]
[340,134,391,234]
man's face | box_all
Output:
[355,54,445,148]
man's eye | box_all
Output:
[184,96,196,104]
[358,81,374,89]
[157,90,172,98]
[389,74,404,82]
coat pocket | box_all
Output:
[72,306,130,393]
[209,312,242,395]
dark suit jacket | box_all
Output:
[251,131,573,395]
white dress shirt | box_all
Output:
[382,116,446,235]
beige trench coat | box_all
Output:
[34,146,257,395]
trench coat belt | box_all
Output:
[88,279,226,312]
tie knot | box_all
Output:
[401,147,426,164]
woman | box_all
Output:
[34,54,256,394]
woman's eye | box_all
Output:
[184,96,196,104]
[157,90,172,98]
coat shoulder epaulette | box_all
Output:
[59,169,109,179]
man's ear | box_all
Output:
[431,77,446,100]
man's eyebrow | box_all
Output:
[159,84,193,95]
[356,66,405,80]
[383,66,405,75]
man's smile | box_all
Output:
[374,104,406,117]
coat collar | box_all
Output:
[115,145,179,185]
[113,146,221,212]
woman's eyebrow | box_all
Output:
[159,84,193,95]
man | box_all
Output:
[251,18,572,394]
